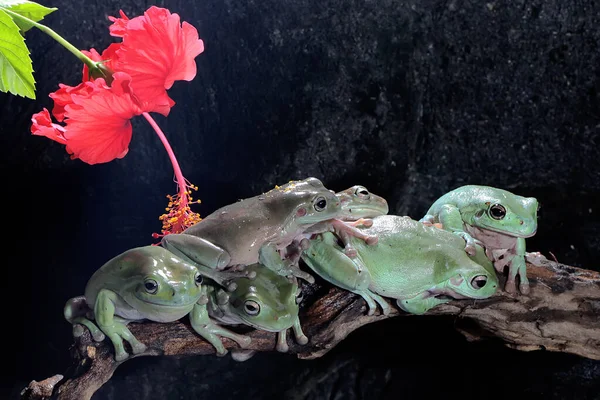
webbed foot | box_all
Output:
[396,295,448,315]
[331,219,378,246]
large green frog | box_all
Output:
[161,178,379,288]
[419,185,538,294]
[301,215,499,315]
[64,246,250,361]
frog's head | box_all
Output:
[268,177,342,225]
[469,191,538,238]
[118,247,203,311]
[228,265,298,332]
[444,246,498,300]
[336,185,389,219]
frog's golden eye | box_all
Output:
[354,186,370,199]
[314,196,327,212]
[144,279,159,294]
[489,204,506,220]
[194,271,203,286]
[471,275,488,289]
[243,300,261,316]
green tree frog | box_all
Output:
[205,263,308,361]
[301,215,499,315]
[64,246,250,361]
[419,185,538,294]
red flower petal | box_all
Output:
[31,108,67,144]
[49,82,99,122]
[112,6,204,116]
[108,10,129,37]
[62,73,142,165]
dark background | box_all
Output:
[2,0,600,398]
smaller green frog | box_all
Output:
[301,215,498,315]
[419,185,538,294]
[205,263,308,360]
[64,246,250,361]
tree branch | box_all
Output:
[20,253,600,400]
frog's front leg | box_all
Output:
[161,233,255,290]
[64,296,105,342]
[276,329,289,352]
[437,205,479,255]
[330,219,378,257]
[94,289,147,362]
[396,292,449,315]
[189,291,252,356]
[505,238,530,295]
[259,243,315,284]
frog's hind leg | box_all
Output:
[189,294,252,356]
[94,289,147,362]
[64,296,105,342]
[396,292,450,315]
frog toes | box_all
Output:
[519,282,531,295]
[115,350,130,362]
[344,247,358,258]
[464,243,476,256]
[365,236,378,245]
[276,342,289,353]
[131,342,147,355]
[72,325,85,338]
[92,331,106,342]
[246,270,257,279]
[239,335,252,348]
[216,349,229,357]
[296,334,309,345]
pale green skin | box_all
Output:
[302,215,499,315]
[161,179,384,289]
[64,246,251,361]
[206,264,308,360]
[161,177,343,287]
[419,185,538,294]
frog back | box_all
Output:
[350,216,491,299]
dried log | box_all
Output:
[20,253,600,400]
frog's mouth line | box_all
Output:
[136,298,199,309]
[476,225,538,239]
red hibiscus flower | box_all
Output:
[30,6,205,236]
[108,6,205,116]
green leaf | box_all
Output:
[0,1,56,32]
[0,9,35,98]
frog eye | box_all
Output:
[144,279,158,294]
[471,275,488,289]
[354,186,370,200]
[488,204,506,220]
[194,271,203,286]
[243,300,261,316]
[314,196,327,212]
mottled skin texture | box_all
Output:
[205,264,308,361]
[302,215,498,315]
[419,185,538,294]
[63,246,250,361]
[161,178,382,288]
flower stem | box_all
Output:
[142,112,188,199]
[3,8,99,73]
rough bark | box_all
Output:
[20,253,600,400]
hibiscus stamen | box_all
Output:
[142,112,202,238]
